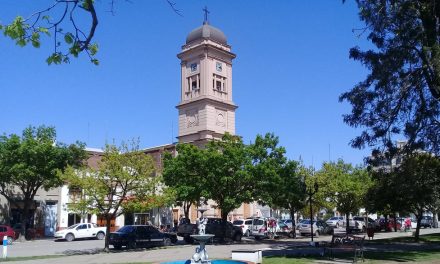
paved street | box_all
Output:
[5,228,439,264]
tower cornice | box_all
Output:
[177,43,236,60]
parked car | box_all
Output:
[54,223,106,242]
[177,218,242,243]
[376,218,402,231]
[232,218,253,237]
[0,225,16,244]
[250,217,268,240]
[297,220,334,237]
[282,219,295,229]
[326,216,344,228]
[276,220,295,238]
[110,225,177,250]
[345,218,366,232]
[352,216,378,231]
[421,216,433,228]
[204,218,243,242]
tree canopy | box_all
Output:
[163,143,207,219]
[268,160,307,223]
[0,125,86,240]
[322,160,371,232]
[341,0,440,155]
[61,140,170,251]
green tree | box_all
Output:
[341,0,440,155]
[300,165,333,223]
[62,140,168,251]
[322,160,371,232]
[0,125,86,240]
[163,143,207,219]
[392,153,440,240]
[269,160,307,224]
[204,133,253,220]
[247,133,287,205]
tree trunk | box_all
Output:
[289,208,296,226]
[19,199,31,242]
[415,211,422,241]
[433,210,439,228]
[184,202,191,219]
[345,213,350,234]
[393,213,397,232]
[104,214,112,252]
[384,215,389,232]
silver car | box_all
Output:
[326,216,344,228]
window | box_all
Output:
[212,74,226,93]
[187,74,200,92]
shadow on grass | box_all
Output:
[263,249,440,263]
[368,233,440,244]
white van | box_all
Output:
[250,217,268,240]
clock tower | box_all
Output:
[177,17,237,144]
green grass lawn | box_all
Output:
[262,233,440,264]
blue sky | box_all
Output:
[0,1,373,168]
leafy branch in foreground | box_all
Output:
[1,0,99,65]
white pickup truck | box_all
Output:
[54,223,106,242]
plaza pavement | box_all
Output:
[5,228,440,264]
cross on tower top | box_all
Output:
[203,6,210,24]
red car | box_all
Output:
[0,225,16,244]
[377,218,402,231]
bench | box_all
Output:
[325,233,365,263]
[231,249,262,264]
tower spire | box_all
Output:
[203,6,210,24]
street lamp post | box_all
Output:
[309,181,319,242]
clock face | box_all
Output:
[216,62,222,72]
[191,63,197,72]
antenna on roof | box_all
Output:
[203,6,210,24]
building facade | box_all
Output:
[0,17,271,235]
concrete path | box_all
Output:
[5,228,439,264]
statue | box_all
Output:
[198,216,207,235]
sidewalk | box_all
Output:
[6,228,440,264]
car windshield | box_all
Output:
[301,220,315,225]
[67,224,80,229]
[232,220,243,225]
[117,225,135,233]
[329,217,339,220]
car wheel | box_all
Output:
[96,232,105,240]
[245,230,250,237]
[163,237,171,247]
[128,240,137,249]
[234,233,242,242]
[288,231,296,238]
[7,237,13,245]
[300,233,305,237]
[113,244,122,250]
[65,233,75,242]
